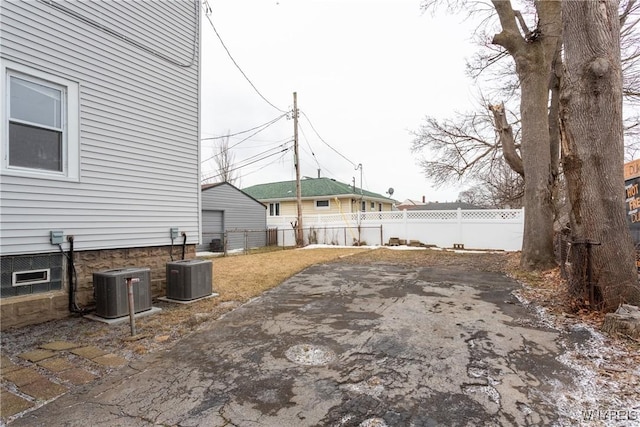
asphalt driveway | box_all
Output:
[13,262,585,426]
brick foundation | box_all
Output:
[1,245,196,330]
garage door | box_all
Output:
[199,210,224,252]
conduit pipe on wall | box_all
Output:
[181,232,187,260]
[67,235,75,312]
[66,235,91,314]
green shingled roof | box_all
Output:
[242,177,394,202]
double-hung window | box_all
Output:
[2,60,79,180]
[269,202,280,216]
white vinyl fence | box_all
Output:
[268,208,524,251]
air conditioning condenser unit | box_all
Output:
[93,267,152,319]
[166,259,212,301]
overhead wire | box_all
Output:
[200,115,290,164]
[202,0,287,113]
[299,110,358,169]
[238,148,291,179]
[298,124,321,169]
[201,146,291,182]
[201,113,288,140]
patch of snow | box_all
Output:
[514,291,640,426]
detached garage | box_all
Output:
[200,183,268,252]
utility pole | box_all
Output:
[293,92,303,246]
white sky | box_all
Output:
[200,0,480,203]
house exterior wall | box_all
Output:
[271,197,393,218]
[0,1,201,255]
[0,1,201,329]
[0,245,197,330]
[201,183,267,252]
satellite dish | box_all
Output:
[387,187,394,196]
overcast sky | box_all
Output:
[200,0,480,203]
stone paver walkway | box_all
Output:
[0,341,127,422]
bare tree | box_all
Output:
[487,1,561,270]
[418,0,561,270]
[457,160,524,208]
[214,134,238,185]
[560,0,640,309]
[411,101,524,208]
[411,104,504,183]
[419,0,640,271]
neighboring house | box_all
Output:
[396,198,428,210]
[0,1,201,329]
[200,183,267,252]
[242,177,396,219]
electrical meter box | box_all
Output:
[93,267,152,319]
[166,259,213,301]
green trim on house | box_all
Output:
[242,177,395,202]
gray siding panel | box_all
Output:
[200,210,224,252]
[0,1,200,255]
[201,184,268,251]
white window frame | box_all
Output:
[12,268,50,287]
[315,199,330,210]
[1,60,79,181]
[269,202,280,217]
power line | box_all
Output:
[298,124,321,169]
[238,149,291,180]
[202,1,287,113]
[299,110,358,168]
[201,116,290,165]
[201,146,290,182]
[201,113,288,140]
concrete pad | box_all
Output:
[83,307,162,325]
[57,368,97,385]
[92,354,127,367]
[70,346,107,360]
[0,388,34,418]
[37,357,75,373]
[17,349,56,363]
[0,355,22,374]
[19,378,67,401]
[40,341,80,351]
[2,368,47,387]
[157,293,219,304]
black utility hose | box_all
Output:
[181,232,187,260]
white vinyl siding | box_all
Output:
[0,1,200,255]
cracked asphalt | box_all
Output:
[12,262,583,426]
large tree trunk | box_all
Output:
[561,0,640,310]
[519,70,557,270]
[491,0,560,270]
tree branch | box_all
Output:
[489,103,525,177]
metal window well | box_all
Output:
[166,259,213,301]
[93,267,152,319]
